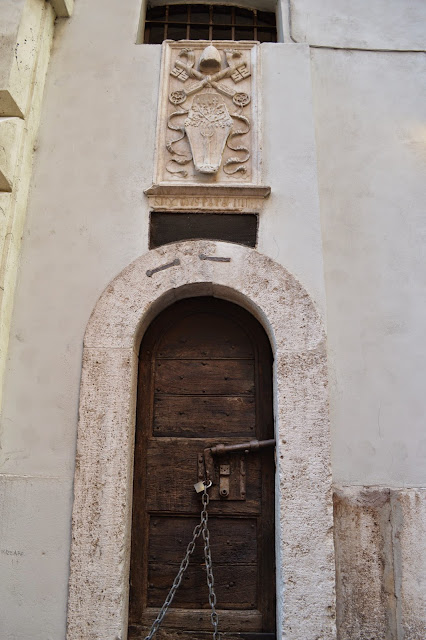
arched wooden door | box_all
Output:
[129,297,275,640]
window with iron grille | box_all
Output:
[143,4,277,44]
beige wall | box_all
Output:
[0,0,425,638]
[288,0,426,50]
[312,48,426,487]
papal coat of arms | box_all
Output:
[153,41,260,185]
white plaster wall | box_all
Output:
[0,476,72,639]
[290,0,426,50]
[311,48,426,486]
[260,44,326,317]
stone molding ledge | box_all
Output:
[145,183,271,213]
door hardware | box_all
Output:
[198,438,275,500]
[210,438,276,456]
[219,463,230,497]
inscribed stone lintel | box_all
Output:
[147,41,269,213]
[145,184,271,213]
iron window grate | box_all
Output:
[144,4,277,43]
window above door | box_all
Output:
[142,3,277,43]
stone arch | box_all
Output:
[66,240,336,640]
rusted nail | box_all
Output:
[146,258,180,277]
[199,254,231,262]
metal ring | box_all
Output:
[205,480,212,489]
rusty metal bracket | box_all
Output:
[210,438,275,456]
[198,439,274,501]
[203,447,216,485]
[219,463,230,498]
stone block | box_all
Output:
[50,0,74,18]
[391,489,426,640]
[0,0,46,117]
[67,347,138,640]
[83,241,325,353]
[333,486,396,639]
[334,486,426,639]
[0,193,12,255]
[0,0,26,115]
[0,117,24,192]
[276,349,335,640]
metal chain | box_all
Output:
[201,486,220,640]
[144,482,219,640]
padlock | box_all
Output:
[194,480,206,493]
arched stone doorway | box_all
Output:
[66,240,336,640]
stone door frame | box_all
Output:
[66,240,336,640]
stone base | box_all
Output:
[334,486,426,640]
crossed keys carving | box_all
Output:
[169,48,250,107]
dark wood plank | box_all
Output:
[147,563,257,608]
[156,312,254,359]
[153,395,255,437]
[253,312,276,632]
[129,632,273,640]
[129,328,154,623]
[154,359,255,395]
[148,516,257,564]
[130,609,263,636]
[131,632,273,640]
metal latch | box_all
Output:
[209,439,276,457]
[198,438,275,501]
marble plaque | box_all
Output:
[152,41,260,186]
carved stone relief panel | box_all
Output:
[153,41,260,186]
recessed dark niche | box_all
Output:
[149,212,258,249]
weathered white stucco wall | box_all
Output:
[310,37,426,638]
[311,48,426,487]
[289,0,426,50]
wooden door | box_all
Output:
[129,297,275,640]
